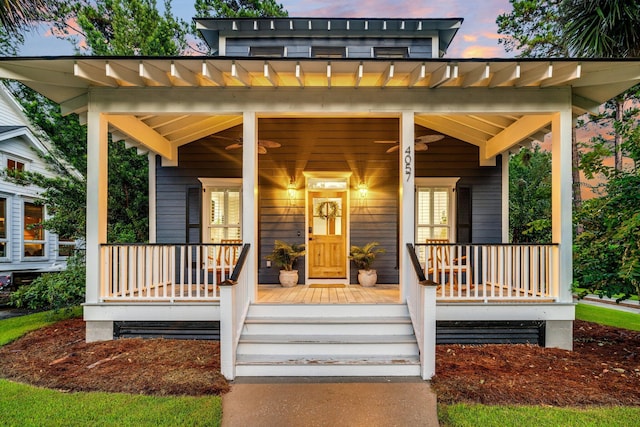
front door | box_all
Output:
[308,191,347,280]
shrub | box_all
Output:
[10,250,85,311]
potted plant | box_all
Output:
[349,242,385,287]
[266,240,306,287]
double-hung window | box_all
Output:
[24,202,45,257]
[199,179,241,243]
[415,178,459,243]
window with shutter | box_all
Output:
[415,177,459,243]
[199,179,242,243]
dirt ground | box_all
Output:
[0,318,638,406]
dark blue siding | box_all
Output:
[155,119,501,285]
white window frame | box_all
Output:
[1,152,30,172]
[415,177,459,243]
[22,200,47,260]
[198,178,242,244]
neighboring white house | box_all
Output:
[0,17,639,380]
[0,84,77,287]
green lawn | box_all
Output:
[0,379,222,427]
[0,308,223,426]
[439,404,640,427]
[576,302,640,331]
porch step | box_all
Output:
[235,303,420,377]
[235,354,421,377]
[243,316,414,335]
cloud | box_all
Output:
[460,45,504,58]
[463,35,478,42]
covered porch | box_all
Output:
[3,56,638,379]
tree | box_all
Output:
[561,0,640,58]
[0,0,53,34]
[496,0,567,58]
[194,0,288,18]
[55,0,189,55]
[574,173,640,302]
[508,146,552,243]
[561,0,640,172]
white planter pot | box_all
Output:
[357,269,378,287]
[279,270,299,287]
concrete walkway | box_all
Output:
[222,377,439,427]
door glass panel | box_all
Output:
[312,197,342,236]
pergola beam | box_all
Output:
[107,114,175,160]
[485,114,553,159]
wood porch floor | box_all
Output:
[257,284,400,304]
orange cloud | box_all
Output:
[463,35,478,42]
[460,45,504,58]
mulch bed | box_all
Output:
[0,318,638,405]
[0,318,229,396]
[433,320,640,406]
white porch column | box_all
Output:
[85,111,108,305]
[551,110,573,304]
[148,153,156,243]
[502,153,510,243]
[242,111,258,302]
[400,111,415,301]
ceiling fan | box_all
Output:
[375,134,445,153]
[209,135,281,154]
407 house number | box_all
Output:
[404,146,412,181]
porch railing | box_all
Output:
[99,243,242,302]
[414,243,559,301]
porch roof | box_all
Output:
[0,57,638,161]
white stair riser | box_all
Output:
[242,323,414,335]
[237,342,419,356]
[247,304,409,318]
[235,364,421,377]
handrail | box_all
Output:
[224,244,250,284]
[406,243,427,282]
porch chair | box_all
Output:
[425,239,471,291]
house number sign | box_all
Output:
[404,146,412,181]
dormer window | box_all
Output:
[250,46,285,57]
[374,47,409,58]
[312,47,346,58]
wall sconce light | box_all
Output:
[287,179,296,203]
[358,182,368,199]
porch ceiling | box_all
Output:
[1,57,638,161]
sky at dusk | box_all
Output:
[19,0,515,58]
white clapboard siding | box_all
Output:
[0,85,76,272]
